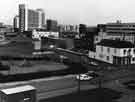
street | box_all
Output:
[0,68,135,102]
[35,75,97,100]
[0,74,97,101]
[38,69,135,102]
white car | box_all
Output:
[76,74,93,81]
[49,45,55,48]
[89,62,98,66]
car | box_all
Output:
[122,80,135,89]
[49,45,55,49]
[89,61,98,66]
[76,74,93,81]
[86,71,99,77]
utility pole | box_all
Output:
[98,66,103,89]
[78,73,81,94]
[98,74,102,88]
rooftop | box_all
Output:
[1,85,36,95]
[97,39,135,48]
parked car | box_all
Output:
[0,62,10,71]
[76,74,93,81]
[88,61,98,66]
[86,71,99,77]
[122,80,135,89]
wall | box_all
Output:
[8,90,36,102]
[89,44,135,64]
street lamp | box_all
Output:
[78,73,81,94]
[127,49,132,66]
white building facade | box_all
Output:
[89,39,135,65]
[13,15,19,29]
[32,29,59,40]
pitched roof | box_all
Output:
[97,39,135,48]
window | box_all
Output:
[134,49,135,54]
[107,56,109,61]
[95,38,98,41]
[128,49,131,52]
[127,49,131,56]
[101,46,103,52]
[107,48,110,53]
[123,49,126,55]
[114,48,117,53]
[99,54,104,58]
[133,58,135,61]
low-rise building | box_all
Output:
[96,21,135,44]
[0,85,36,102]
[13,15,19,32]
[32,29,59,40]
[89,39,135,65]
[41,37,74,50]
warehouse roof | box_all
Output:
[1,85,36,95]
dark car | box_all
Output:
[86,71,99,78]
[122,80,135,89]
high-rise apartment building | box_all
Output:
[46,19,58,32]
[36,9,45,28]
[58,24,79,33]
[13,15,19,32]
[19,4,27,32]
[19,4,45,32]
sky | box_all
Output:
[1,0,135,25]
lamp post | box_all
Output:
[78,73,81,94]
[97,66,104,89]
[127,49,131,67]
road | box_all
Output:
[0,74,97,101]
[35,75,97,100]
[37,69,135,102]
[102,76,135,102]
[0,68,135,102]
